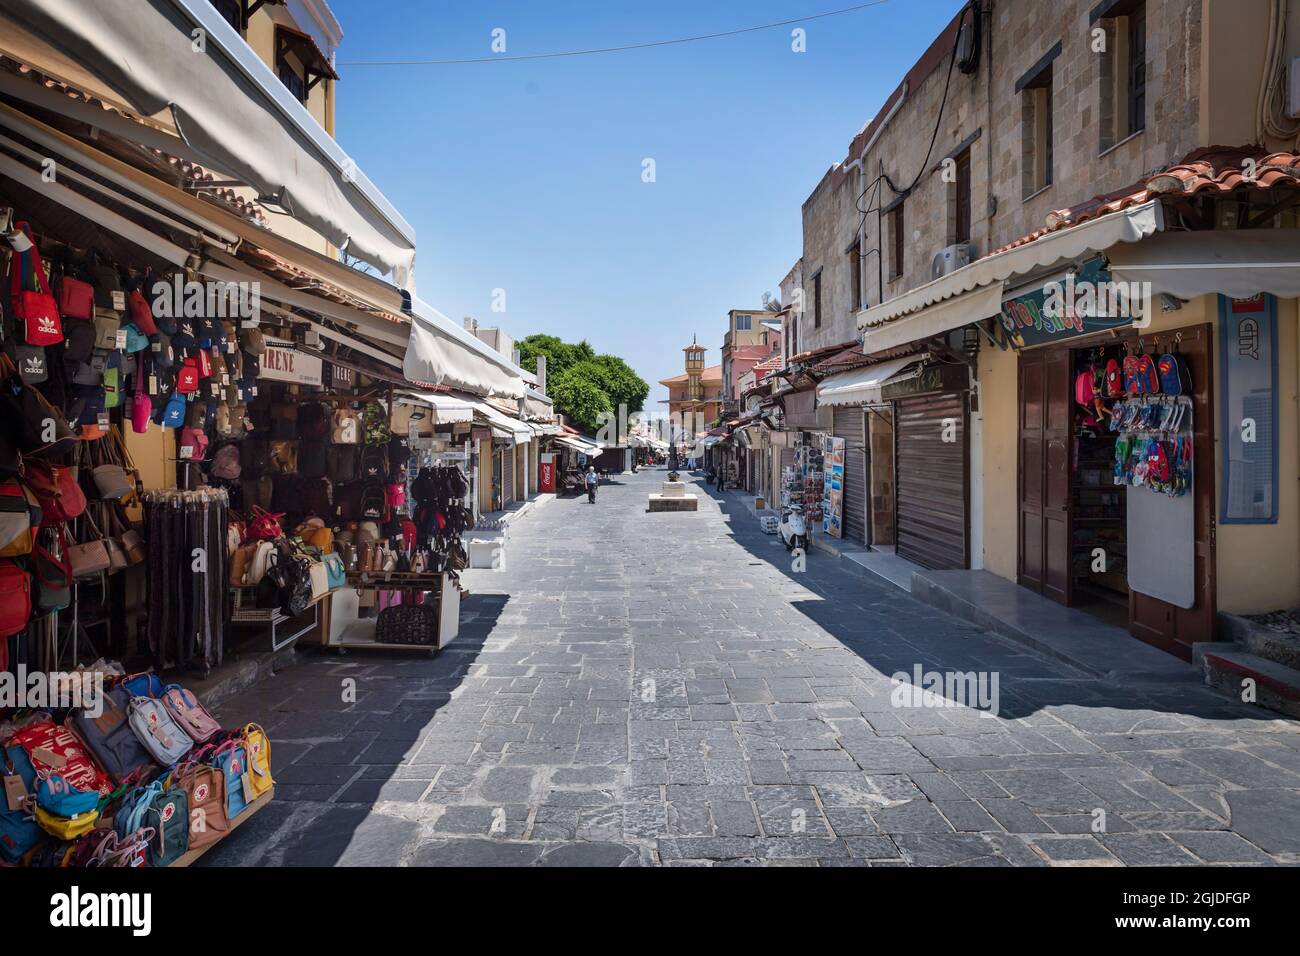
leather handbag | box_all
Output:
[8,224,64,346]
[270,440,298,473]
[23,459,86,525]
[92,463,133,500]
[57,274,94,322]
[66,518,112,580]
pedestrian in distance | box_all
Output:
[585,465,598,503]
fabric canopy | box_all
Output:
[0,0,416,283]
[860,201,1165,350]
[553,435,602,457]
[817,355,925,407]
[452,392,531,443]
[405,298,527,400]
[1106,229,1300,299]
[402,392,475,424]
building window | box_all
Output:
[734,313,752,332]
[1017,43,1059,198]
[275,25,339,106]
[847,237,862,311]
[1095,0,1146,149]
[953,148,971,245]
[889,203,905,280]
[210,0,242,33]
[277,50,308,103]
[812,271,823,329]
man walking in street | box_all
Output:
[585,465,598,503]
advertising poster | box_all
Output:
[823,436,845,538]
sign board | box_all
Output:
[822,436,845,539]
[538,455,556,494]
[259,338,323,386]
[326,361,356,389]
[879,361,968,401]
[1219,293,1278,523]
[471,427,492,444]
[999,258,1135,348]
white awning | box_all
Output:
[0,0,416,283]
[552,435,602,457]
[457,393,531,443]
[817,355,926,407]
[859,201,1165,350]
[405,298,527,400]
[400,392,476,424]
[1106,228,1300,299]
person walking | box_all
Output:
[585,465,598,503]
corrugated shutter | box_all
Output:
[833,405,867,544]
[502,446,515,504]
[895,393,967,569]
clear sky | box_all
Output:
[329,0,963,409]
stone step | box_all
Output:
[1243,628,1300,671]
[1201,645,1300,718]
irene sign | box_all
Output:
[999,258,1143,347]
[259,338,323,386]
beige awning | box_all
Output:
[817,355,926,407]
[400,392,476,424]
[404,298,528,400]
[860,200,1164,350]
[1106,228,1300,299]
[0,0,416,282]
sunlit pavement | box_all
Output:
[206,467,1300,866]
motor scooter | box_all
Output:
[778,508,807,552]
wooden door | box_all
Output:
[1128,323,1217,658]
[1017,349,1072,604]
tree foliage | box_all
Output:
[517,334,649,427]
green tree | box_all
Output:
[549,367,612,433]
[590,354,649,415]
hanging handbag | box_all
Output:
[247,506,284,540]
[32,535,71,613]
[56,273,94,322]
[92,308,121,350]
[0,479,36,557]
[8,223,64,346]
[23,459,86,525]
[0,560,32,637]
[127,286,159,335]
[65,517,112,580]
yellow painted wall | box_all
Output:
[977,294,1300,615]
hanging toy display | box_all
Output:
[1109,338,1194,497]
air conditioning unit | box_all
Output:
[931,243,973,279]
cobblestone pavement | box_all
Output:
[205,467,1300,866]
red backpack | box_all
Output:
[0,560,31,637]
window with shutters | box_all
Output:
[1095,0,1146,151]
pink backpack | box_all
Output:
[161,684,221,743]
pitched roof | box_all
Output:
[659,364,722,386]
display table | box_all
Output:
[325,571,461,654]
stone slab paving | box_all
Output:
[202,468,1300,867]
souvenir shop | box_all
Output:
[0,174,471,864]
[1008,285,1214,658]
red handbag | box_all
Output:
[23,459,87,526]
[9,223,64,346]
[0,559,31,637]
[177,359,200,394]
[246,506,285,540]
[57,276,95,321]
[127,287,159,335]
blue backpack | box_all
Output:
[211,739,250,820]
[0,745,41,864]
[116,779,190,866]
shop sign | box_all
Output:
[326,361,355,389]
[259,338,322,386]
[880,361,968,400]
[999,258,1139,347]
[471,427,492,443]
[1219,294,1278,524]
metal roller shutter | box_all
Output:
[832,405,867,545]
[502,446,515,504]
[895,393,968,570]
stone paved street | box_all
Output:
[204,468,1300,866]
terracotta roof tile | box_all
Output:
[991,145,1300,256]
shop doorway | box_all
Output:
[1017,324,1216,659]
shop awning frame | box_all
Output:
[817,354,927,407]
[1106,228,1300,299]
[860,200,1165,351]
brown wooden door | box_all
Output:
[1128,323,1217,659]
[1017,349,1072,604]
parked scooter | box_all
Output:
[778,508,807,552]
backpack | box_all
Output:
[69,686,156,784]
[127,696,194,765]
[243,723,274,800]
[121,672,166,698]
[210,737,251,820]
[241,437,270,478]
[1156,353,1183,396]
[1136,353,1159,394]
[34,774,100,840]
[298,401,329,439]
[210,441,242,481]
[362,402,390,445]
[1122,353,1142,395]
[0,745,41,863]
[162,684,222,743]
[7,720,112,795]
[359,481,389,521]
[328,444,361,482]
[173,758,228,851]
[361,444,388,481]
[116,779,189,866]
[299,439,327,478]
[301,476,332,517]
[331,407,360,444]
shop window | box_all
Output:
[1017,42,1059,198]
[847,237,862,311]
[888,202,905,281]
[1094,0,1146,150]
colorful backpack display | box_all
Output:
[127,696,194,766]
[209,737,251,820]
[8,720,112,796]
[362,402,390,445]
[0,744,41,863]
[161,684,222,743]
[68,686,156,785]
[173,756,228,851]
[115,778,190,866]
[243,723,274,800]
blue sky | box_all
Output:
[330,0,962,408]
